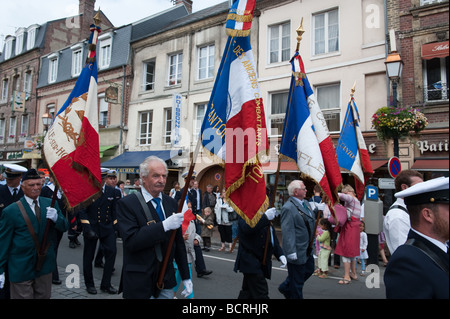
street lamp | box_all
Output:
[42,112,52,133]
[385,51,404,157]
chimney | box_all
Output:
[79,0,96,38]
[175,0,193,14]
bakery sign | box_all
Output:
[417,140,449,154]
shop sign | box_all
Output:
[417,140,448,154]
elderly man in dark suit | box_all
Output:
[234,208,286,299]
[116,156,191,299]
[384,177,449,299]
[278,180,316,299]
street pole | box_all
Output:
[392,79,399,158]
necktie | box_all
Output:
[303,201,311,217]
[151,197,164,221]
[33,200,41,222]
[12,188,17,200]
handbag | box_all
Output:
[16,200,50,272]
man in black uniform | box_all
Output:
[79,168,118,294]
[0,163,27,299]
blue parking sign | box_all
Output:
[366,185,378,201]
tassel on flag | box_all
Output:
[279,51,342,213]
[200,0,269,227]
[43,14,102,209]
[336,93,373,200]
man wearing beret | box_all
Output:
[384,177,449,299]
[0,168,68,299]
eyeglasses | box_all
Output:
[298,188,306,191]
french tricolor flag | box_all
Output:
[280,52,342,211]
[337,98,373,200]
[43,24,102,209]
[226,0,255,37]
[200,0,269,227]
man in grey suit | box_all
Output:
[278,180,316,299]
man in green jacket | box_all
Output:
[0,168,68,299]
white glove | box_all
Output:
[181,279,193,298]
[0,273,4,289]
[287,252,298,261]
[46,207,58,222]
[264,207,278,221]
[162,211,185,232]
[279,255,287,268]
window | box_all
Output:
[194,103,207,137]
[4,36,14,60]
[313,9,339,55]
[143,60,155,91]
[316,83,341,132]
[15,28,25,56]
[98,33,112,69]
[139,111,153,145]
[0,119,5,143]
[198,45,215,80]
[269,22,291,64]
[27,25,38,50]
[8,117,16,142]
[1,79,9,103]
[269,92,289,136]
[20,114,29,139]
[168,53,183,86]
[71,44,83,77]
[48,54,59,83]
[99,95,108,126]
[423,56,449,102]
[164,108,172,144]
[24,71,32,94]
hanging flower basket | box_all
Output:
[371,106,428,141]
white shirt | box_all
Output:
[411,228,448,253]
[24,195,40,216]
[141,187,166,219]
[383,198,410,254]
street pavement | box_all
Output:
[51,226,386,299]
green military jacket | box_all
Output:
[0,196,69,282]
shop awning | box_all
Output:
[99,145,118,158]
[411,159,449,171]
[422,41,449,60]
[101,150,180,174]
[371,159,388,170]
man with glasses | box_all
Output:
[278,180,316,299]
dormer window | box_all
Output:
[15,28,25,55]
[27,24,39,50]
[4,36,15,60]
[48,53,59,83]
[71,43,84,77]
[98,32,113,69]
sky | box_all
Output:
[0,0,227,52]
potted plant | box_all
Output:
[371,106,428,142]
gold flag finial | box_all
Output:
[295,18,305,52]
[94,8,102,26]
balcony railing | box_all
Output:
[424,81,449,102]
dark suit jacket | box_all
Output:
[384,230,449,299]
[78,185,118,238]
[0,184,24,218]
[234,214,283,279]
[116,192,190,299]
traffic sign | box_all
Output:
[388,156,401,178]
[366,185,378,201]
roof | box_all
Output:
[37,24,132,89]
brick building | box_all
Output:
[387,0,449,178]
[0,0,112,166]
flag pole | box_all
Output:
[262,19,306,264]
[156,140,201,290]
